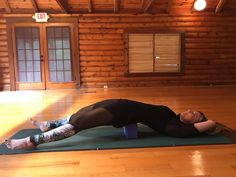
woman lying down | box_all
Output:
[5,99,222,150]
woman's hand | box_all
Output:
[194,120,216,133]
[206,124,223,135]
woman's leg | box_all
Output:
[30,123,76,145]
[5,108,114,150]
[30,108,114,146]
[5,123,76,150]
[69,108,114,131]
[29,103,96,132]
[30,115,71,132]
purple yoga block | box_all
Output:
[123,123,138,139]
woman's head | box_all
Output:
[180,110,207,124]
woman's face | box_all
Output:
[180,109,201,124]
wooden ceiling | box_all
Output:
[0,0,235,15]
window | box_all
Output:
[125,32,184,75]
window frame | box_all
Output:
[124,29,185,77]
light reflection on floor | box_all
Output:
[0,90,74,142]
[191,150,205,175]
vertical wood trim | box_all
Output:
[123,33,129,74]
[166,0,173,13]
[114,0,119,13]
[124,33,129,74]
[40,25,47,89]
[42,24,50,87]
[88,0,93,13]
[2,0,11,13]
[6,22,16,90]
[215,0,227,13]
[180,32,185,74]
[153,34,155,72]
[141,0,145,9]
[72,21,80,86]
[11,25,18,89]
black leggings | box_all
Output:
[69,105,114,132]
[30,106,114,145]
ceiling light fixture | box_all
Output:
[194,0,207,11]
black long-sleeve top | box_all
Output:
[93,99,202,137]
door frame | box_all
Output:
[6,17,80,90]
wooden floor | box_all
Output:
[0,86,236,177]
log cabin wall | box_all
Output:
[0,18,8,90]
[78,14,236,87]
[0,0,236,90]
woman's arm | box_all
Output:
[194,120,217,133]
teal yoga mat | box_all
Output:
[1,125,235,155]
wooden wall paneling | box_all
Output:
[0,17,10,90]
[1,0,236,15]
[78,14,236,87]
[1,13,236,89]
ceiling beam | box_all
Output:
[2,0,11,13]
[88,0,93,13]
[215,0,227,13]
[143,0,154,13]
[114,0,119,13]
[30,0,39,12]
[55,0,69,13]
[166,0,173,13]
[190,0,197,13]
[141,0,145,8]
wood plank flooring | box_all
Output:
[0,86,236,177]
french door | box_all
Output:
[12,23,79,90]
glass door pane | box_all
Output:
[46,27,72,82]
[15,27,41,82]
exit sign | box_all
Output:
[32,13,49,22]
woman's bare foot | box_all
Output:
[5,137,35,150]
[30,118,48,132]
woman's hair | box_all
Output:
[198,111,208,122]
